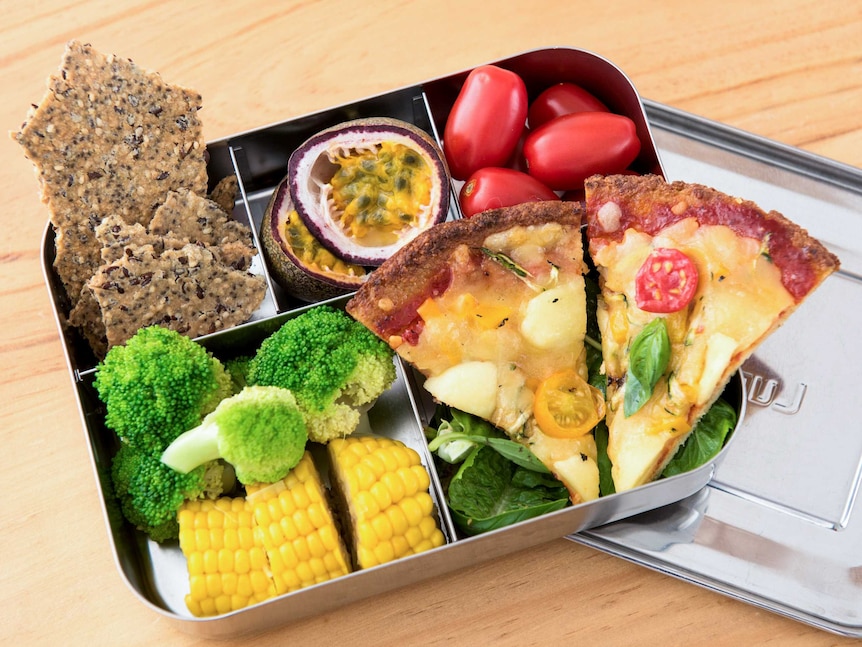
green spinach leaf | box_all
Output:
[428,430,549,473]
[426,407,495,464]
[594,420,616,496]
[662,398,738,477]
[427,408,549,472]
[584,276,606,397]
[447,445,569,536]
[624,317,670,417]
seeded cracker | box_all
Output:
[208,174,239,215]
[149,188,256,270]
[73,201,262,356]
[88,243,266,348]
[94,214,154,263]
[13,40,208,300]
[67,288,110,358]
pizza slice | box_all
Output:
[346,201,605,503]
[584,173,840,492]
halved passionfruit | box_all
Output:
[288,117,450,265]
[262,175,369,302]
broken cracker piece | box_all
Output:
[68,287,109,359]
[87,243,266,348]
[149,188,256,269]
[95,214,156,263]
[208,174,239,215]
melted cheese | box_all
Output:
[595,219,794,491]
[526,422,599,503]
[400,221,598,500]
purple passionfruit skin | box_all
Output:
[287,117,451,266]
[261,175,368,303]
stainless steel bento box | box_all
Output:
[41,47,745,638]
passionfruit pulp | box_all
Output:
[287,117,450,265]
[262,175,369,302]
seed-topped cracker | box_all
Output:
[149,188,256,270]
[13,40,208,299]
[95,214,155,263]
[208,174,239,215]
[88,243,266,348]
[71,195,262,356]
[68,287,110,359]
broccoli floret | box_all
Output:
[224,355,253,394]
[94,326,234,453]
[111,443,225,542]
[247,305,396,442]
[161,385,308,485]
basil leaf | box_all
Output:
[479,247,530,277]
[624,318,670,417]
[662,399,738,477]
[447,446,569,536]
[594,421,616,496]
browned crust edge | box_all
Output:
[346,200,584,333]
[584,173,840,302]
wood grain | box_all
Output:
[2,1,860,645]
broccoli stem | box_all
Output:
[161,420,221,474]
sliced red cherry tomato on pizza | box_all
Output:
[527,82,608,129]
[459,167,559,218]
[635,248,700,313]
[534,370,605,438]
[442,65,528,180]
[523,112,641,191]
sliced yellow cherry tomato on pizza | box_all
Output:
[534,370,605,438]
[635,247,699,313]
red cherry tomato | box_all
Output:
[528,82,608,129]
[523,112,641,191]
[505,127,530,173]
[443,65,528,180]
[635,248,700,313]
[561,188,585,206]
[459,167,559,218]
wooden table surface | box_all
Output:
[3,1,861,645]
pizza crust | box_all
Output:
[346,200,584,339]
[585,173,840,300]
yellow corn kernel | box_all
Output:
[328,436,446,570]
[246,452,352,595]
[178,497,276,617]
[307,501,329,529]
[392,535,409,557]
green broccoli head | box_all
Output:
[161,385,308,485]
[94,326,234,453]
[111,443,222,542]
[247,305,396,442]
[224,355,253,395]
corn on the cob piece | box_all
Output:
[246,451,352,595]
[178,497,276,617]
[327,436,445,569]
